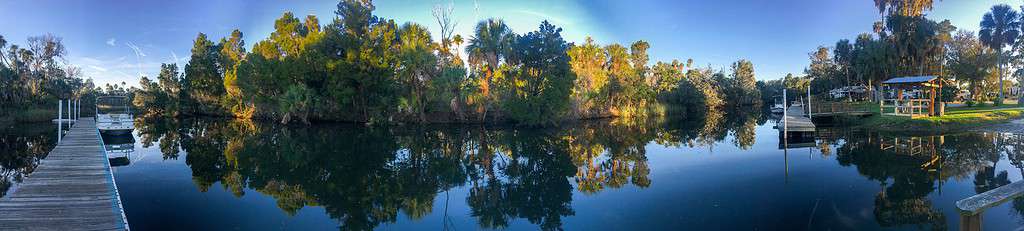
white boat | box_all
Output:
[96,96,134,136]
[770,98,785,114]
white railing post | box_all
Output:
[57,99,62,142]
[807,85,812,117]
[783,89,788,131]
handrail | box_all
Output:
[956,180,1024,231]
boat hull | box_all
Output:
[99,128,133,136]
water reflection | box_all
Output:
[128,109,764,230]
[0,123,57,198]
[103,134,135,167]
[824,131,1024,230]
[122,110,1024,230]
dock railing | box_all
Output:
[881,99,930,118]
[804,95,872,117]
[956,180,1024,231]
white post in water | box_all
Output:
[783,89,787,131]
[57,99,62,142]
[807,85,812,117]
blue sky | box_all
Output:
[0,0,1016,87]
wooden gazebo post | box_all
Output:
[929,86,936,116]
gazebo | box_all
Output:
[880,75,942,118]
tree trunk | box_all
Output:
[998,53,1004,105]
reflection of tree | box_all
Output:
[145,107,763,230]
[725,108,760,150]
[134,116,182,159]
[0,123,56,198]
[994,133,1024,220]
[1004,134,1024,176]
[830,132,1024,230]
[835,132,949,230]
[468,129,575,230]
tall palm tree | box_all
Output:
[465,18,514,120]
[466,18,513,82]
[873,0,936,17]
[979,4,1021,104]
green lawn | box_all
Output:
[852,103,1024,133]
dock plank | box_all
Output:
[778,105,816,132]
[0,118,129,230]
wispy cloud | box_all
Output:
[106,38,117,47]
[168,51,182,64]
[125,42,146,57]
[87,65,108,72]
[125,42,148,77]
[70,55,160,87]
[514,9,573,26]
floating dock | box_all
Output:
[777,105,816,132]
[0,118,129,230]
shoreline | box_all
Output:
[851,106,1024,134]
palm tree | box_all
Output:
[466,18,513,82]
[873,0,936,17]
[465,18,514,120]
[979,4,1021,104]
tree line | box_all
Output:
[794,0,1024,105]
[132,0,762,125]
[0,35,94,112]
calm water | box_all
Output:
[0,122,58,198]
[6,112,1024,230]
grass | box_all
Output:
[851,103,1024,133]
[0,107,57,127]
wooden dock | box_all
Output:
[0,118,129,230]
[779,105,816,132]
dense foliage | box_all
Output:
[795,1,1024,106]
[133,0,761,125]
[0,34,96,116]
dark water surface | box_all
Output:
[9,111,1024,230]
[0,122,58,198]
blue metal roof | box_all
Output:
[882,75,937,84]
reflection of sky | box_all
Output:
[0,0,1016,87]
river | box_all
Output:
[4,111,1024,230]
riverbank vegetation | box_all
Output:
[131,0,763,125]
[0,34,98,124]
[790,1,1024,108]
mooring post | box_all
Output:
[783,89,788,131]
[959,214,981,231]
[807,84,812,117]
[57,99,62,142]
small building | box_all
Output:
[881,75,942,118]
